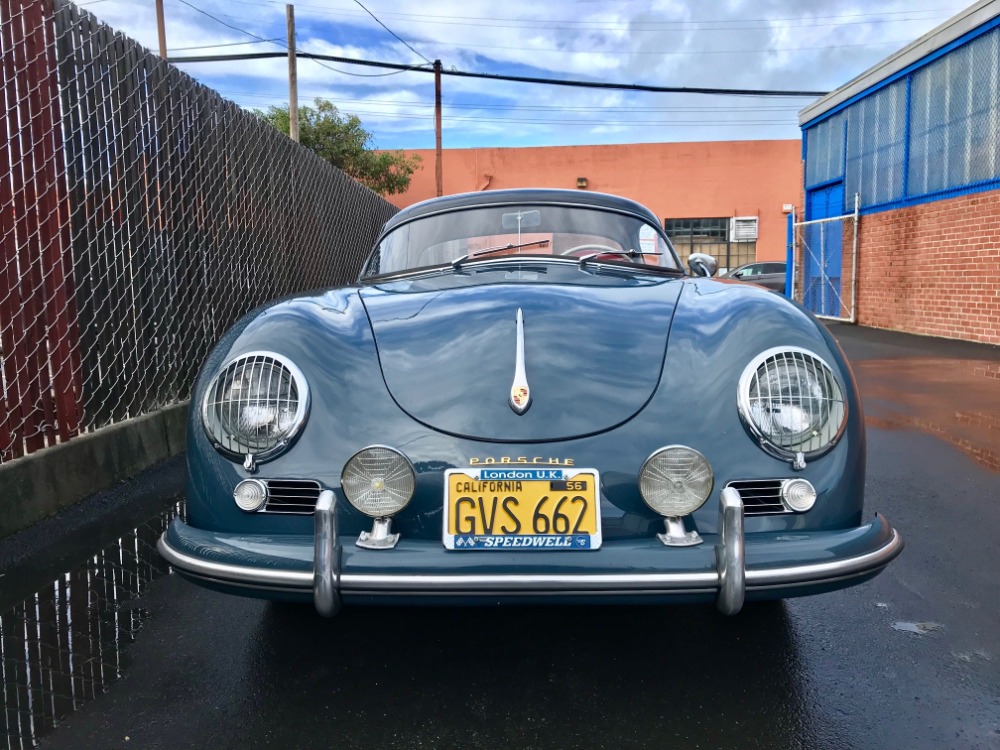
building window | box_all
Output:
[804,24,1000,214]
[845,78,907,209]
[664,217,757,273]
[805,111,845,187]
[908,27,1000,196]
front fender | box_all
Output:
[649,278,865,534]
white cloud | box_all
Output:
[82,0,971,147]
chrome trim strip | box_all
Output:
[509,308,531,414]
[745,527,903,586]
[716,487,746,615]
[339,571,719,591]
[158,522,903,595]
[156,535,312,588]
[345,587,721,598]
[313,490,342,616]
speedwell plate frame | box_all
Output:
[443,466,602,551]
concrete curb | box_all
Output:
[0,403,188,539]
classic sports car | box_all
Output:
[158,188,902,615]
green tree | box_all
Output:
[256,98,421,196]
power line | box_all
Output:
[306,14,951,33]
[168,51,827,97]
[303,58,422,76]
[224,1,949,30]
[169,38,282,52]
[420,38,916,56]
[295,45,430,77]
[349,0,431,65]
[171,0,282,46]
[220,90,803,111]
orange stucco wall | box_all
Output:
[389,140,803,261]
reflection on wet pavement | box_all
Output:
[1,501,182,749]
[892,621,945,635]
[855,358,1000,471]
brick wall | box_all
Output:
[856,189,1000,345]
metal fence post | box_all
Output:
[785,209,794,298]
[819,221,826,316]
[850,192,860,323]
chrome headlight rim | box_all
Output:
[737,345,848,460]
[341,444,417,518]
[201,350,310,463]
[638,444,715,517]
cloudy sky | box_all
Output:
[82,0,972,150]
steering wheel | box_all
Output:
[558,243,628,262]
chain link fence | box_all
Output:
[791,197,859,322]
[0,0,398,463]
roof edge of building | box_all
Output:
[798,0,1000,127]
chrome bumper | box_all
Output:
[313,490,341,616]
[157,489,903,616]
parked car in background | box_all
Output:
[158,188,901,617]
[726,261,787,292]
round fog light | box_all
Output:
[342,445,415,518]
[781,478,817,512]
[234,479,268,512]
[638,445,714,517]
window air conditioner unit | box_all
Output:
[729,216,758,241]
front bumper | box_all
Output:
[158,489,903,615]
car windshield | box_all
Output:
[363,204,681,277]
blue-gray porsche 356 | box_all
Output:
[158,188,902,615]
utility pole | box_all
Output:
[434,60,443,196]
[287,4,299,143]
[155,0,167,58]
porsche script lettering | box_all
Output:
[469,457,575,466]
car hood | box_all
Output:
[359,278,683,442]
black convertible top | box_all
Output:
[381,188,662,235]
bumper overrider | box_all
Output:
[157,488,903,615]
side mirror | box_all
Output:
[688,253,718,278]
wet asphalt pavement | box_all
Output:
[2,324,999,750]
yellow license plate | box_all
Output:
[443,467,601,550]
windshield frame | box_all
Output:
[360,200,683,281]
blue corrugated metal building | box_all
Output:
[797,0,1000,344]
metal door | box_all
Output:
[804,183,845,317]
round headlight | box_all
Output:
[202,352,309,462]
[341,445,415,518]
[738,347,846,457]
[234,479,268,512]
[638,445,714,517]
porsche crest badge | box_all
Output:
[510,385,530,411]
[509,308,531,414]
